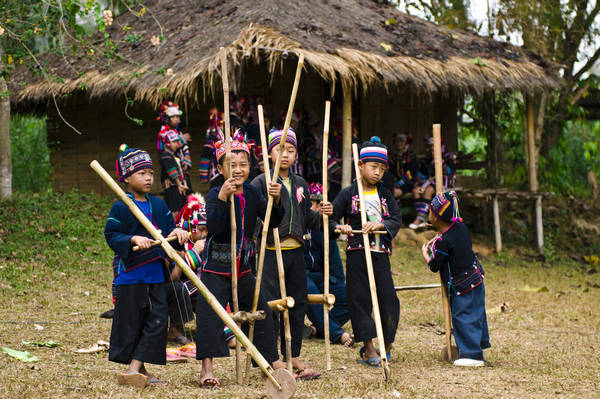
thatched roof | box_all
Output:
[10,0,559,107]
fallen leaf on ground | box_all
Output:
[75,340,109,353]
[33,324,44,330]
[522,285,548,293]
[2,347,38,362]
[22,340,60,348]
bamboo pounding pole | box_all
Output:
[269,296,295,311]
[335,229,387,235]
[351,144,390,380]
[307,293,335,306]
[433,124,453,362]
[321,101,332,370]
[89,160,282,391]
[219,49,242,384]
[246,56,305,377]
[395,284,441,291]
[273,228,293,373]
[341,86,352,188]
[132,235,177,251]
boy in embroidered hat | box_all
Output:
[421,191,490,367]
[251,127,333,380]
[195,132,287,388]
[331,136,402,367]
[105,145,189,388]
[157,101,192,170]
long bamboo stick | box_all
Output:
[351,144,390,380]
[89,160,281,391]
[273,227,293,373]
[307,293,335,306]
[268,296,295,311]
[132,235,177,251]
[219,49,242,384]
[246,55,305,377]
[334,229,387,235]
[433,124,453,363]
[321,101,332,370]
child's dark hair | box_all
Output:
[218,149,250,166]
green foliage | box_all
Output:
[0,190,113,293]
[9,114,52,192]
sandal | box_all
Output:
[115,371,148,389]
[166,348,187,363]
[178,343,196,358]
[147,376,167,387]
[199,377,221,388]
[294,368,321,381]
[357,347,381,368]
[168,335,191,346]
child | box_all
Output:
[389,133,419,199]
[104,145,189,388]
[409,136,456,229]
[251,128,333,380]
[159,129,191,213]
[157,101,192,171]
[331,137,402,367]
[421,191,490,366]
[304,183,353,347]
[195,133,287,388]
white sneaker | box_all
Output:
[453,358,484,367]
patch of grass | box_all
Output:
[0,191,599,398]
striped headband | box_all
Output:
[267,128,297,152]
[115,145,153,182]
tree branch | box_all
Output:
[572,44,600,83]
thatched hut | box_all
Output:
[10,0,559,196]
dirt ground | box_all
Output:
[0,234,599,399]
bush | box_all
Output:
[10,114,52,192]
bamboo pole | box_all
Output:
[321,100,332,371]
[526,98,544,253]
[219,49,242,384]
[493,195,502,253]
[351,143,390,380]
[341,85,352,188]
[268,296,295,311]
[307,293,335,306]
[132,235,177,251]
[89,160,282,391]
[273,227,293,373]
[433,124,453,363]
[246,56,305,378]
[395,284,440,291]
[335,229,387,235]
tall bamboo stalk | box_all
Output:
[351,144,390,380]
[321,101,332,371]
[273,227,293,373]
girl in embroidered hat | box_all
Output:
[422,191,490,367]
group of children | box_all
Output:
[104,123,490,389]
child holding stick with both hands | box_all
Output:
[104,146,189,388]
[331,137,402,367]
[195,133,288,388]
[421,191,490,367]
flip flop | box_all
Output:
[199,377,221,388]
[294,368,321,381]
[178,343,196,358]
[147,377,167,387]
[359,346,391,361]
[166,348,187,363]
[115,371,148,389]
[358,347,382,367]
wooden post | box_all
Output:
[341,85,352,188]
[321,101,332,371]
[246,55,304,378]
[89,160,282,391]
[493,195,502,253]
[526,97,544,253]
[273,227,293,373]
[351,143,390,380]
[433,124,453,362]
[219,49,242,384]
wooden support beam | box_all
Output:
[526,96,544,253]
[341,85,352,188]
[493,195,502,253]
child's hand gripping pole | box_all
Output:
[321,101,332,371]
[90,160,294,397]
[245,55,304,379]
[351,144,391,381]
[433,123,455,362]
[219,48,243,384]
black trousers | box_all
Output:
[195,272,278,364]
[166,280,194,328]
[109,283,168,365]
[262,247,307,358]
[346,251,400,343]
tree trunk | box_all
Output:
[0,75,11,199]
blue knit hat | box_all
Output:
[359,136,388,164]
[115,144,153,182]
